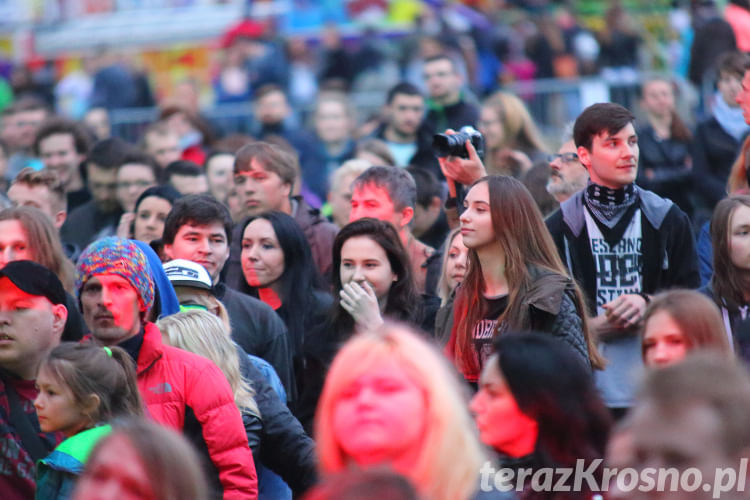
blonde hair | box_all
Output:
[157,310,259,417]
[484,91,548,152]
[328,158,371,194]
[315,322,483,500]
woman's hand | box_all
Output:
[116,212,135,239]
[340,281,384,329]
[437,129,487,186]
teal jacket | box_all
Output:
[35,425,111,500]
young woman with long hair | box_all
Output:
[478,92,549,178]
[0,206,74,292]
[471,332,611,500]
[329,217,435,338]
[435,227,469,346]
[156,310,261,454]
[239,211,332,361]
[705,195,750,363]
[443,175,603,384]
[0,206,84,340]
[238,211,333,425]
[641,289,731,367]
[635,76,694,217]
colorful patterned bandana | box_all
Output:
[75,237,154,312]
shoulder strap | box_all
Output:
[3,373,52,462]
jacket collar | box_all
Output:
[522,266,573,315]
[136,322,164,375]
[560,186,673,237]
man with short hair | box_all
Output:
[141,121,181,170]
[546,102,699,415]
[76,237,258,499]
[115,151,159,213]
[165,160,209,195]
[405,165,449,249]
[0,261,67,500]
[372,82,439,175]
[349,166,441,295]
[229,141,338,282]
[60,137,134,250]
[162,194,294,398]
[627,354,750,499]
[251,85,320,197]
[8,168,67,229]
[32,117,91,211]
[421,54,479,134]
[546,125,589,203]
[1,97,50,181]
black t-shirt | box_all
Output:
[472,295,508,370]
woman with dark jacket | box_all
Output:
[471,332,611,499]
[635,77,694,218]
[442,176,603,385]
[702,195,750,363]
[238,211,332,427]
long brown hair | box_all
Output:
[0,206,74,292]
[451,176,603,379]
[711,195,750,310]
[42,343,144,425]
[726,136,750,196]
[641,290,730,361]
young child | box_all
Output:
[33,343,144,500]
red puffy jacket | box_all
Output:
[137,323,257,499]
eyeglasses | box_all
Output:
[117,180,154,190]
[547,153,579,163]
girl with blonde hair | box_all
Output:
[478,91,548,177]
[316,322,483,500]
[157,310,259,418]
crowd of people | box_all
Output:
[3,5,750,498]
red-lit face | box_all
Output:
[241,218,285,289]
[332,360,427,467]
[642,311,690,368]
[0,219,34,268]
[0,277,66,380]
[80,275,142,346]
[470,354,538,456]
[349,183,410,231]
[73,434,157,500]
[233,159,292,218]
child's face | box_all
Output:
[34,365,91,437]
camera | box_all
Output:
[432,126,485,159]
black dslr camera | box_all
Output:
[432,126,485,159]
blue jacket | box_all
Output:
[35,425,111,500]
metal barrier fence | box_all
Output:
[110,74,702,146]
